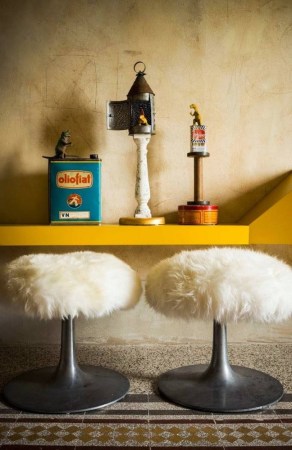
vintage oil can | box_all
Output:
[47,155,102,224]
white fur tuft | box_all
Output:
[145,248,292,323]
[6,251,142,319]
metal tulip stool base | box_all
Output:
[158,321,283,413]
[3,317,129,414]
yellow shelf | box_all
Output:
[0,172,290,246]
[238,171,292,245]
[0,224,249,246]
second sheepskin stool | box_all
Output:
[3,251,142,414]
[145,247,292,413]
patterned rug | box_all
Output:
[0,343,291,448]
[0,392,291,448]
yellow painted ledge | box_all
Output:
[0,224,249,246]
[238,171,292,244]
[0,172,290,246]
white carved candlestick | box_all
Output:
[133,134,152,218]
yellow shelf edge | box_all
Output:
[238,171,292,225]
[1,171,290,246]
[248,193,292,244]
[0,224,249,246]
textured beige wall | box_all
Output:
[0,0,291,344]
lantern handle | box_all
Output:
[134,61,146,74]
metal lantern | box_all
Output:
[107,61,155,135]
[106,61,164,225]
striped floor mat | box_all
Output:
[0,393,291,448]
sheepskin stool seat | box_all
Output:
[3,251,142,414]
[145,248,292,413]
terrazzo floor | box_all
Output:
[0,343,291,449]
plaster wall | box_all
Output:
[0,0,291,344]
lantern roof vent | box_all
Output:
[127,62,155,97]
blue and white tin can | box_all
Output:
[190,125,206,153]
[48,156,102,224]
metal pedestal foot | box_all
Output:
[3,317,129,413]
[158,321,283,413]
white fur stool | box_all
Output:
[3,251,142,414]
[145,248,292,413]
